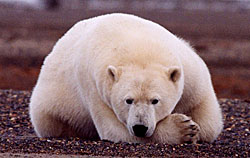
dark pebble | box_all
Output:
[0,90,249,157]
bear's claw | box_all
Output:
[173,114,201,144]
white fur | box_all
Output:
[29,13,223,144]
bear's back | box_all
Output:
[43,13,209,91]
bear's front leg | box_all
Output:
[190,97,223,142]
[89,101,142,143]
[152,113,200,144]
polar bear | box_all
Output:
[29,13,223,144]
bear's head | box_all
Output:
[107,64,184,138]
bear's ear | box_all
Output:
[165,66,181,82]
[107,65,120,82]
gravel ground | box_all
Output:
[0,90,249,157]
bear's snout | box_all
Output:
[132,124,148,137]
[127,104,156,138]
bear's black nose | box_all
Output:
[132,125,148,137]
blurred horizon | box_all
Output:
[0,0,249,99]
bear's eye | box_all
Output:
[125,99,134,105]
[151,99,159,105]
